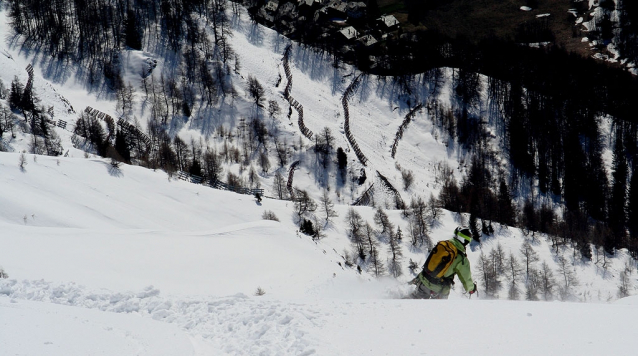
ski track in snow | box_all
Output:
[1,280,328,355]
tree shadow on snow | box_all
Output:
[100,161,124,178]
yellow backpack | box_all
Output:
[423,240,459,279]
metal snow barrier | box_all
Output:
[282,45,313,140]
[341,74,367,165]
[391,103,423,158]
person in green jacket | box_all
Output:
[410,226,478,299]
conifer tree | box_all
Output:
[373,207,393,238]
[608,128,628,254]
[497,178,516,226]
[627,165,638,257]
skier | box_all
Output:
[410,226,478,299]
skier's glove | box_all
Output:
[469,282,478,295]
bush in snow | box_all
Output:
[0,266,8,279]
[262,210,279,222]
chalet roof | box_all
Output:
[339,26,359,40]
[357,34,377,47]
[279,2,297,16]
[299,0,321,6]
[313,7,328,22]
[327,0,347,13]
[378,14,399,28]
[265,0,279,12]
[347,2,367,10]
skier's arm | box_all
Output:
[454,256,475,292]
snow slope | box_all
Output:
[2,152,638,355]
[2,3,638,356]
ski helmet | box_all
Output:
[454,226,474,244]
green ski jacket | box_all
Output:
[417,238,474,296]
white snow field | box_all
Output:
[2,153,638,356]
[2,3,638,355]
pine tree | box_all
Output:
[8,76,24,111]
[628,164,638,257]
[374,206,394,238]
[608,128,628,254]
[345,208,366,261]
[124,9,142,50]
[497,178,516,226]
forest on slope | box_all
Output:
[3,0,638,267]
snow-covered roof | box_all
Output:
[327,0,347,13]
[299,0,322,5]
[347,2,367,10]
[339,26,359,40]
[357,34,378,47]
[378,15,399,28]
[265,0,279,12]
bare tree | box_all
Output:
[520,240,540,281]
[539,261,556,301]
[525,268,540,301]
[319,190,338,224]
[505,252,524,300]
[294,189,317,219]
[259,151,271,173]
[477,249,502,298]
[556,255,578,300]
[272,171,287,199]
[427,193,442,221]
[408,196,431,248]
[268,100,280,118]
[0,266,8,279]
[387,226,404,278]
[274,138,288,167]
[368,245,386,277]
[618,268,632,299]
[203,148,223,183]
[401,169,414,190]
[490,243,506,274]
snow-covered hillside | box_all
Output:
[2,153,638,355]
[2,3,638,355]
